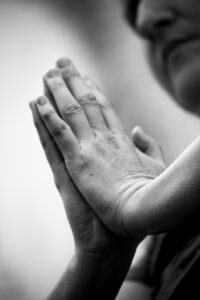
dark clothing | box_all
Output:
[152,222,200,300]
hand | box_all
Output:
[30,94,143,300]
[131,126,166,178]
[34,58,166,237]
[126,127,166,284]
[30,101,139,258]
[30,76,166,248]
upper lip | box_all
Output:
[162,37,196,61]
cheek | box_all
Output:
[172,62,200,114]
[146,45,200,115]
[145,45,174,97]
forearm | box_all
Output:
[128,136,200,236]
[47,247,137,300]
[116,235,164,300]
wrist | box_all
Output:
[72,242,138,300]
[74,236,140,265]
[48,241,139,300]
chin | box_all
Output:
[171,63,200,116]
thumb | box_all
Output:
[132,126,165,163]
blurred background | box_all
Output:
[1,0,200,299]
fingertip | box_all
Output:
[36,96,47,106]
[45,68,60,79]
[131,126,143,138]
[56,57,73,69]
[56,59,80,80]
[131,126,152,153]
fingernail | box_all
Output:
[37,96,47,105]
[46,69,60,78]
[57,58,72,68]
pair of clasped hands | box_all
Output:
[30,58,166,268]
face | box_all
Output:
[125,0,200,115]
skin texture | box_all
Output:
[30,61,165,299]
[32,58,200,238]
[31,58,200,300]
[32,59,165,237]
[126,0,200,115]
[30,0,200,298]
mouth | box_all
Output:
[162,37,198,62]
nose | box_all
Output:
[135,3,176,39]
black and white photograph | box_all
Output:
[1,0,200,299]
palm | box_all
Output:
[136,148,165,177]
[55,161,136,254]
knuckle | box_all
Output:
[52,123,67,138]
[98,97,111,110]
[62,104,82,117]
[105,132,119,147]
[78,94,97,106]
[78,157,91,171]
[40,135,53,150]
[68,151,92,174]
[77,151,92,170]
[43,110,56,121]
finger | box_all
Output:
[35,96,80,160]
[56,58,106,131]
[44,69,94,141]
[83,74,124,133]
[30,101,64,176]
[132,126,165,163]
[29,101,84,217]
[43,78,60,116]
